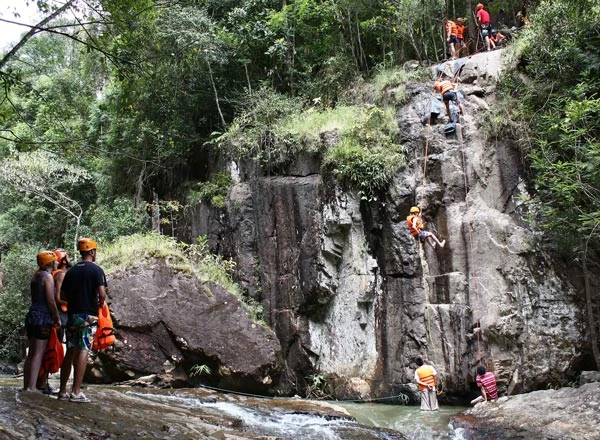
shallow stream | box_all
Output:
[337,401,468,439]
[130,390,467,439]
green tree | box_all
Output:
[498,0,600,368]
[0,150,90,251]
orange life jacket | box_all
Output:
[456,24,465,39]
[38,327,64,377]
[446,20,457,37]
[416,365,436,390]
[406,215,423,237]
[433,80,454,95]
[92,303,116,351]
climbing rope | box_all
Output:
[195,383,411,405]
[418,59,484,383]
[456,103,483,365]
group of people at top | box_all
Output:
[444,3,509,61]
[23,237,107,403]
[414,357,498,411]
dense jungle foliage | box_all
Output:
[0,0,598,361]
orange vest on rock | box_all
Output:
[416,365,436,390]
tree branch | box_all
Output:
[0,0,75,71]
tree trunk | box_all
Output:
[206,59,226,128]
[152,189,160,233]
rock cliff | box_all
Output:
[105,50,592,400]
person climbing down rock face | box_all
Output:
[406,206,446,249]
[433,79,464,122]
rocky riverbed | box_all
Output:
[452,377,600,440]
[2,374,599,439]
[0,375,406,440]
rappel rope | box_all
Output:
[195,383,410,405]
[419,59,483,384]
[457,118,483,365]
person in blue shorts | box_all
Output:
[57,238,107,402]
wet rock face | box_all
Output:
[97,261,284,394]
[180,50,588,399]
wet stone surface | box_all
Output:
[0,378,407,440]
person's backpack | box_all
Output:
[92,303,116,351]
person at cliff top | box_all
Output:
[23,251,61,392]
[433,79,465,122]
[443,17,458,60]
[414,356,439,411]
[455,17,467,57]
[36,248,72,394]
[490,30,507,48]
[58,238,107,403]
[476,3,493,51]
[475,365,498,402]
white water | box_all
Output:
[126,391,467,440]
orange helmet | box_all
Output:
[476,3,484,10]
[77,237,97,252]
[410,206,421,214]
[54,248,67,263]
[457,17,463,23]
[37,251,57,268]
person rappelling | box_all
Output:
[433,79,465,123]
[406,207,446,248]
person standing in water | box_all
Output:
[414,356,439,411]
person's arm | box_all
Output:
[43,273,60,325]
[480,385,488,401]
[411,216,421,233]
[98,285,107,309]
[54,271,67,311]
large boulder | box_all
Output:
[92,260,285,394]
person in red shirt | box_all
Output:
[475,365,498,402]
[476,3,493,51]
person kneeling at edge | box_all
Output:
[472,365,498,404]
[433,79,464,122]
[407,207,446,248]
[415,357,439,411]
